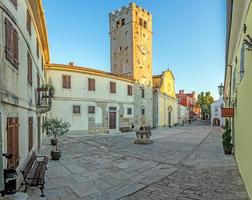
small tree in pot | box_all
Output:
[222,119,233,155]
[43,118,71,160]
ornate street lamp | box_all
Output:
[218,83,224,98]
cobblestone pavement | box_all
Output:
[24,126,248,200]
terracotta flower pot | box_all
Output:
[51,150,61,160]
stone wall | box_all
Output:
[152,90,159,128]
[133,83,153,129]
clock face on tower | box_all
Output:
[140,45,148,55]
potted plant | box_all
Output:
[222,119,233,155]
[43,118,71,160]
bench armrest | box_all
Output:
[36,155,48,163]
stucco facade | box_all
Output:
[0,0,50,190]
[177,104,189,124]
[152,70,178,128]
[46,64,135,134]
[210,98,225,127]
[224,0,252,198]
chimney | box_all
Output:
[69,62,74,67]
[179,90,184,94]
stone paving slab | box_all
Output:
[21,125,249,200]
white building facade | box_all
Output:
[211,98,225,126]
[46,64,135,134]
[177,104,189,124]
[0,0,50,190]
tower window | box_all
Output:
[142,107,145,115]
[116,20,120,28]
[119,46,122,51]
[139,18,143,26]
[141,88,145,98]
[121,18,125,26]
[144,21,147,28]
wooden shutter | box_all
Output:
[7,117,19,169]
[28,117,33,152]
[5,18,13,63]
[62,75,65,88]
[67,76,71,88]
[88,78,95,91]
[63,75,71,88]
[110,82,116,93]
[27,10,31,35]
[5,18,19,68]
[27,52,32,86]
[13,29,19,68]
[11,0,18,7]
[36,38,39,58]
[128,85,132,96]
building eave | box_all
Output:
[46,64,136,83]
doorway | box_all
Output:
[109,112,116,129]
[168,112,171,127]
[37,117,41,151]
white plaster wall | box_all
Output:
[47,69,134,132]
[211,98,225,126]
[0,0,48,189]
[47,70,134,103]
[157,93,178,127]
[178,104,189,123]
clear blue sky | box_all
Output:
[43,0,226,99]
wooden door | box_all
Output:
[37,117,41,150]
[168,112,171,127]
[109,112,116,129]
[7,117,19,169]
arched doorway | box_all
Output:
[213,118,220,126]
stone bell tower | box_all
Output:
[109,3,153,86]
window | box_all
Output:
[27,52,32,86]
[127,85,132,96]
[5,18,19,68]
[41,58,44,71]
[121,18,125,26]
[109,107,117,111]
[88,78,95,91]
[62,75,71,89]
[144,21,147,28]
[110,81,116,93]
[142,107,145,115]
[6,117,19,169]
[10,0,17,7]
[127,108,132,115]
[139,18,143,26]
[28,117,33,152]
[233,65,237,91]
[88,106,95,114]
[240,42,245,80]
[36,38,39,58]
[214,106,218,112]
[27,10,31,36]
[73,105,81,114]
[141,88,145,98]
[37,73,40,87]
[116,20,120,28]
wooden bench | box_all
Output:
[21,152,48,197]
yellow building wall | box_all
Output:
[232,4,252,198]
[158,71,176,98]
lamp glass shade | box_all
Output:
[218,83,224,97]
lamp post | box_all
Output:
[218,83,224,98]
